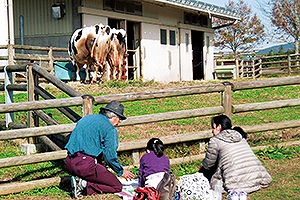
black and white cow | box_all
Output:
[68,24,111,83]
[68,24,128,83]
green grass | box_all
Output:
[254,145,300,161]
[1,79,300,199]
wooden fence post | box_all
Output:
[252,59,255,79]
[27,64,37,144]
[235,58,239,80]
[240,60,244,78]
[8,44,14,65]
[48,47,54,75]
[5,44,15,127]
[259,58,262,76]
[222,81,232,119]
[82,95,94,117]
[34,72,39,127]
[132,150,140,166]
[288,54,291,75]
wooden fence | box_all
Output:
[1,64,300,195]
[214,53,300,79]
[2,44,299,82]
[0,44,70,76]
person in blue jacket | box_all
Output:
[64,100,135,199]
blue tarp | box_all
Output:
[54,62,86,80]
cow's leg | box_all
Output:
[100,63,107,82]
[117,64,122,80]
[91,65,99,84]
[121,64,127,80]
[106,59,114,81]
[74,63,86,82]
[111,66,116,80]
[84,65,91,84]
[75,64,81,82]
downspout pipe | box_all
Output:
[8,0,14,45]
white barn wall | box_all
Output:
[140,23,160,81]
[158,26,180,82]
[141,24,181,82]
[143,6,182,82]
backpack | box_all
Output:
[134,186,161,200]
[156,172,176,200]
[176,172,211,200]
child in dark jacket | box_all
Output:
[138,138,170,188]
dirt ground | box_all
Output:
[41,80,220,142]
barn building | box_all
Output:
[0,0,239,82]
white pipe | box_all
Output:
[8,0,14,45]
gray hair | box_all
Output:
[100,109,118,119]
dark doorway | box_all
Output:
[191,30,204,80]
[126,21,140,80]
[108,18,121,29]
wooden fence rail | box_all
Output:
[2,118,300,170]
[0,44,70,75]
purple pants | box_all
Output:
[64,153,122,195]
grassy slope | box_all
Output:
[0,77,300,199]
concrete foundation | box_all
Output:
[20,143,37,155]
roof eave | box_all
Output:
[147,0,241,21]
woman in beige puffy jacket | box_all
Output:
[201,115,273,194]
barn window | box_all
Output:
[126,2,135,13]
[186,33,189,52]
[115,0,125,12]
[200,15,208,27]
[104,0,142,15]
[104,0,114,10]
[134,3,142,15]
[161,29,167,45]
[184,12,209,27]
[170,30,175,46]
[206,36,210,53]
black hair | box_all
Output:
[232,126,247,139]
[211,114,247,139]
[211,114,232,131]
[146,138,164,157]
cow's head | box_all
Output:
[108,29,127,68]
[90,25,112,66]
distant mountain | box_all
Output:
[257,43,294,54]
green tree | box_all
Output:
[213,0,265,55]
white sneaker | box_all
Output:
[239,191,248,200]
[227,189,239,200]
[71,176,85,199]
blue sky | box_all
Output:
[203,0,285,51]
